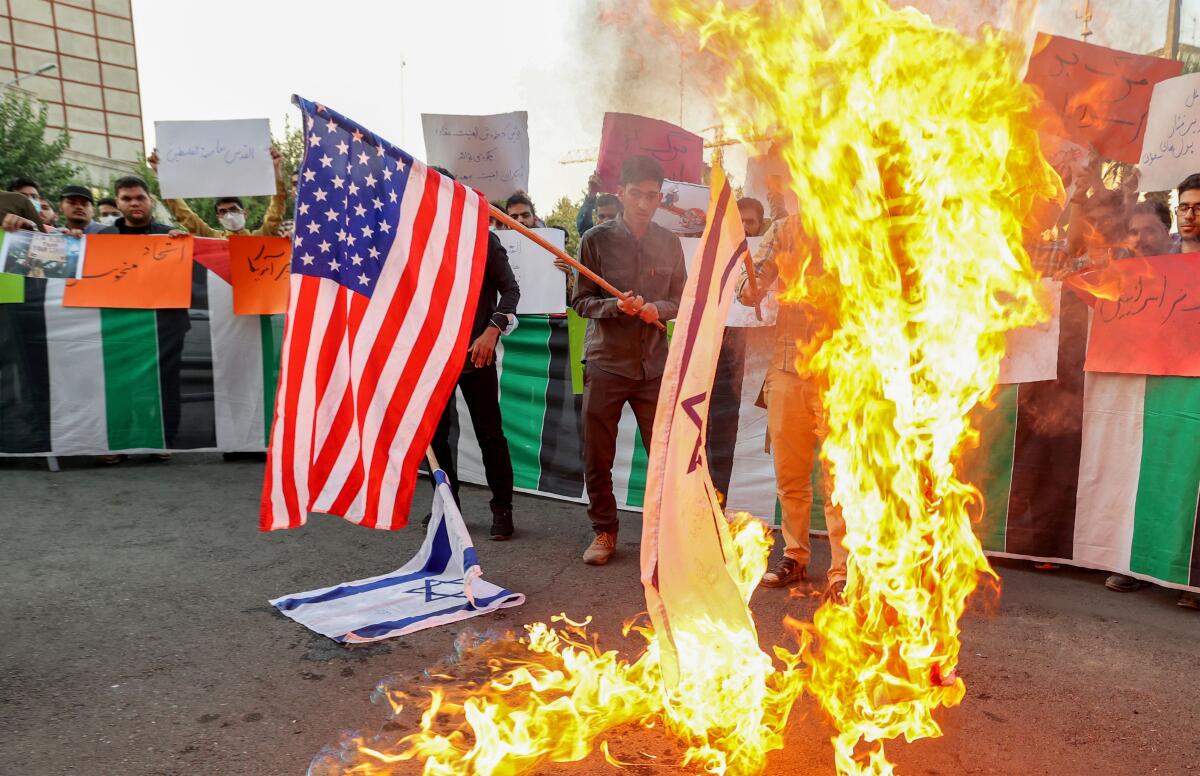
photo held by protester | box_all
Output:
[2,2,1199,776]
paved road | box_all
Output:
[2,454,1197,775]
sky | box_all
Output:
[130,0,1200,207]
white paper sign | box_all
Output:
[154,119,275,199]
[653,180,709,235]
[680,236,774,328]
[421,112,530,201]
[495,227,567,315]
[999,280,1061,385]
[1138,72,1200,192]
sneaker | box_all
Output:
[490,508,513,541]
[824,579,847,605]
[96,454,127,466]
[1178,592,1199,610]
[583,532,616,565]
[1105,573,1145,592]
[146,452,172,463]
[760,557,805,588]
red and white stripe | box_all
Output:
[260,163,489,530]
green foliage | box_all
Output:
[544,194,581,256]
[0,92,79,195]
[126,122,304,231]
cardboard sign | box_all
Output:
[1,230,84,279]
[999,280,1061,384]
[1137,72,1200,192]
[63,235,194,309]
[1071,254,1200,377]
[681,236,772,327]
[596,113,704,193]
[154,118,276,199]
[421,112,529,201]
[1025,34,1182,165]
[494,227,567,315]
[654,180,709,236]
[230,236,291,315]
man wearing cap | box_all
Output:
[58,186,107,235]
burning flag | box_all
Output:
[656,0,1060,771]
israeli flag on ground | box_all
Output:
[270,470,525,643]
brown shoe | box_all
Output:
[583,532,616,565]
[760,557,805,588]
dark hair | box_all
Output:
[215,196,245,212]
[7,177,40,194]
[737,197,765,221]
[431,166,456,181]
[97,197,117,208]
[505,191,535,214]
[1178,173,1200,197]
[619,155,665,187]
[596,192,622,212]
[113,175,150,196]
[1129,200,1172,231]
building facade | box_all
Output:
[0,0,142,185]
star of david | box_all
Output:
[403,577,468,603]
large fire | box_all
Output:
[313,1,1058,774]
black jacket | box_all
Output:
[470,231,520,341]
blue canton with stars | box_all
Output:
[290,96,415,298]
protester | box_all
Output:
[58,186,107,234]
[738,214,848,602]
[96,197,120,225]
[146,147,289,237]
[7,177,41,205]
[1126,200,1176,258]
[37,199,57,228]
[429,168,522,541]
[572,155,685,565]
[0,189,43,232]
[737,196,766,239]
[576,172,609,234]
[1174,173,1200,254]
[1103,196,1197,610]
[505,192,545,229]
[97,176,189,465]
[1070,188,1131,271]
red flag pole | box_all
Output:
[488,205,667,331]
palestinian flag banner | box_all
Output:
[0,246,283,455]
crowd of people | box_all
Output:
[2,147,1196,610]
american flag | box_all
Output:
[260,96,489,531]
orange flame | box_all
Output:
[654,0,1057,772]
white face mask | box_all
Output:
[219,211,246,231]
[98,214,118,226]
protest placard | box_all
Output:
[653,180,709,235]
[495,228,566,315]
[1025,34,1182,165]
[230,236,291,315]
[1137,72,1200,192]
[154,119,276,199]
[0,273,23,303]
[421,112,529,201]
[63,235,194,309]
[999,280,1061,384]
[1069,254,1200,377]
[744,152,799,221]
[1,230,84,279]
[596,113,703,193]
[681,236,772,327]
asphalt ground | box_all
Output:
[2,453,1198,776]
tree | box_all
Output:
[127,122,304,231]
[544,194,582,257]
[0,91,78,195]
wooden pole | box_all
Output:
[488,205,667,331]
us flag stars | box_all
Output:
[289,104,411,299]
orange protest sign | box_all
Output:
[1025,34,1183,164]
[1070,254,1200,377]
[230,236,291,315]
[63,234,193,309]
